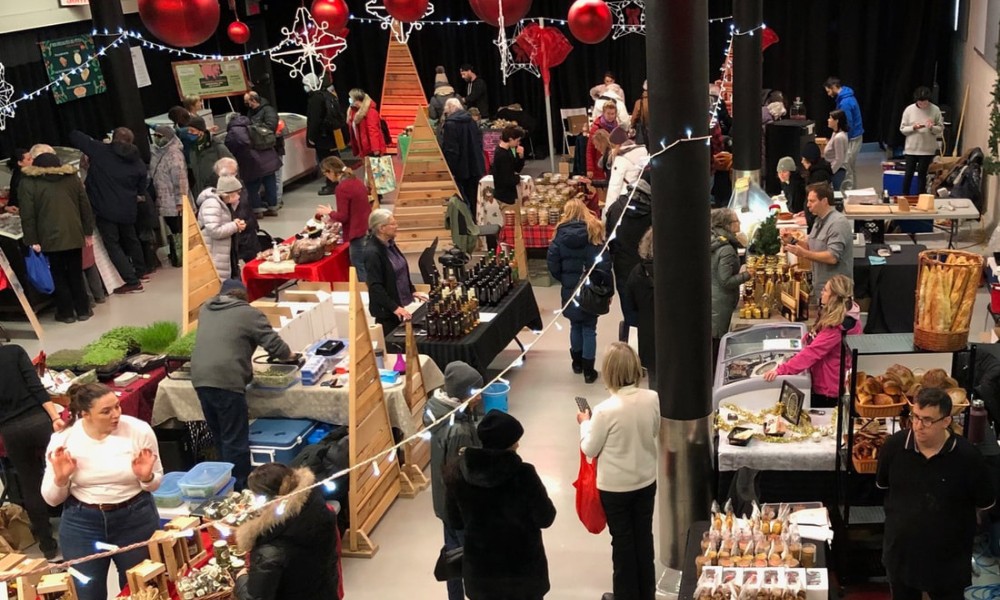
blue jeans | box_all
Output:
[349,237,368,282]
[570,317,598,360]
[59,493,159,600]
[443,522,466,600]
[247,172,279,212]
[832,168,846,191]
[196,387,251,490]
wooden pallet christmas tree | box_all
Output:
[398,320,430,498]
[379,21,427,154]
[182,198,220,333]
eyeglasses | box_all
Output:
[911,413,948,428]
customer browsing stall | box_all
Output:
[315,156,372,281]
[363,209,428,332]
[41,383,162,600]
[782,183,853,304]
[191,279,293,490]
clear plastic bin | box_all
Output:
[153,471,187,508]
[252,363,299,389]
[178,462,234,499]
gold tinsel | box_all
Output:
[715,402,838,444]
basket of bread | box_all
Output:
[907,367,969,416]
[854,365,912,418]
[913,250,983,351]
[852,427,887,473]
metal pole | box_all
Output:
[89,0,150,162]
[540,18,557,173]
[645,0,714,594]
[732,0,763,183]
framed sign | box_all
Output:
[779,380,805,425]
[59,0,90,5]
[171,59,250,100]
[39,35,107,104]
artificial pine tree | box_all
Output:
[987,37,1000,175]
[751,214,782,256]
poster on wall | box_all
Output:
[39,35,106,104]
[171,59,250,100]
[58,0,90,5]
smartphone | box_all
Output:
[787,238,798,245]
[575,396,591,413]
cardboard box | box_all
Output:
[567,114,590,135]
[558,159,571,177]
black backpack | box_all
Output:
[323,92,345,131]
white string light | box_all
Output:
[324,478,338,492]
[730,23,767,37]
[94,542,119,552]
[609,0,646,39]
[363,0,436,43]
[67,567,91,585]
[372,461,381,478]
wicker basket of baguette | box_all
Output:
[913,250,982,352]
[854,371,907,418]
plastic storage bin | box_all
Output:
[178,462,234,499]
[483,382,510,413]
[249,418,316,465]
[182,476,235,504]
[153,471,187,508]
[252,363,299,389]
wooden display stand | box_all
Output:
[13,557,49,600]
[125,560,169,598]
[166,517,208,566]
[512,197,529,281]
[344,267,400,558]
[147,531,188,582]
[392,106,460,253]
[398,320,430,498]
[182,199,221,333]
[35,572,77,600]
[0,248,45,343]
[379,20,426,154]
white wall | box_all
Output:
[0,1,139,35]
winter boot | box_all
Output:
[618,320,629,342]
[167,235,181,268]
[570,349,583,374]
[583,358,599,384]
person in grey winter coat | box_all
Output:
[191,279,292,490]
[210,158,261,264]
[710,208,750,364]
[150,125,189,267]
[226,115,282,218]
[196,176,246,280]
[424,361,483,600]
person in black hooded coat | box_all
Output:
[441,100,486,215]
[235,464,339,600]
[604,174,652,341]
[446,411,556,600]
[625,228,656,387]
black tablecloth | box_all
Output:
[385,281,544,375]
[853,244,924,334]
[678,520,829,600]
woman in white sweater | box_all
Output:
[824,110,849,191]
[899,86,943,196]
[578,342,660,600]
[42,383,162,600]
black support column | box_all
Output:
[645,0,715,589]
[732,0,763,181]
[89,0,150,162]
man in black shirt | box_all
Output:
[490,126,526,205]
[459,64,489,119]
[877,388,995,600]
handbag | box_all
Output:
[573,450,606,534]
[578,268,613,316]
[25,249,55,295]
[367,155,397,194]
[433,545,463,582]
[249,124,277,150]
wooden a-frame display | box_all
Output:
[0,247,44,343]
[392,106,459,252]
[398,320,430,498]
[379,20,427,154]
[182,199,220,333]
[344,267,400,558]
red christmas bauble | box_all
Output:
[138,0,221,48]
[311,0,350,33]
[227,21,251,45]
[468,0,532,28]
[383,0,429,23]
[567,0,612,44]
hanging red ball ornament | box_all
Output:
[468,0,532,28]
[567,0,612,44]
[311,0,350,33]
[383,0,429,23]
[138,0,221,48]
[227,21,251,45]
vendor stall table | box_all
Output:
[678,521,828,600]
[385,281,543,374]
[151,357,444,436]
[717,406,837,473]
[113,366,168,424]
[844,198,979,249]
[476,174,534,226]
[242,239,350,302]
[853,244,924,334]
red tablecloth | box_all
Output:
[242,239,351,302]
[499,224,556,248]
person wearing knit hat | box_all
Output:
[446,409,555,600]
[195,174,245,280]
[429,66,460,122]
[435,65,449,86]
[799,141,833,189]
[150,121,190,267]
[776,155,807,217]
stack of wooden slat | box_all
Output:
[379,30,426,155]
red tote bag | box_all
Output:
[573,450,606,534]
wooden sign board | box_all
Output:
[399,320,430,498]
[182,200,221,334]
[0,248,44,343]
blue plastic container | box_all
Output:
[179,462,234,498]
[153,471,187,508]
[249,418,316,465]
[306,422,334,446]
[482,382,510,413]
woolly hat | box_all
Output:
[31,153,61,168]
[444,361,483,400]
[609,127,629,146]
[216,175,243,194]
[477,410,524,450]
[776,156,796,173]
[434,65,449,85]
[188,116,208,132]
[154,125,176,141]
[220,278,246,295]
[801,142,820,164]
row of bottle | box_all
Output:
[426,294,480,340]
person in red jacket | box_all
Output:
[347,89,387,159]
[586,102,620,182]
[316,156,372,281]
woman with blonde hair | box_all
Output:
[764,274,862,407]
[547,199,610,382]
[577,341,659,600]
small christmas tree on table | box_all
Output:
[751,214,782,256]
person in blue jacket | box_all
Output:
[824,77,864,191]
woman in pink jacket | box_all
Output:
[764,274,861,407]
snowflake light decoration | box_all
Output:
[269,6,347,83]
[364,1,435,44]
[495,21,539,84]
[609,0,645,40]
[0,62,14,131]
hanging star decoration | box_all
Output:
[364,0,435,44]
[496,21,540,83]
[269,6,347,82]
[0,62,14,131]
[609,0,645,39]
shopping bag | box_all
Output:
[367,155,397,195]
[0,504,35,550]
[25,249,54,294]
[573,450,606,534]
[433,545,463,581]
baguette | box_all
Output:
[952,265,979,331]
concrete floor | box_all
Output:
[3,149,997,598]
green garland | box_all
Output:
[987,33,1000,175]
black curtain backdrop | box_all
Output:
[0,0,953,163]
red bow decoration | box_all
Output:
[515,23,573,95]
[761,27,779,52]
